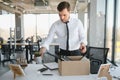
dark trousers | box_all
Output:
[55,49,82,62]
[59,49,81,56]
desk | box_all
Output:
[2,43,29,63]
[2,43,37,63]
[0,64,117,80]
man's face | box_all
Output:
[58,8,70,23]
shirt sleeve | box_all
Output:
[78,20,87,45]
[41,24,56,50]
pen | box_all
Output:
[42,74,53,76]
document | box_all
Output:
[110,66,120,77]
[43,62,58,70]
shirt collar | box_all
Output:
[60,17,71,24]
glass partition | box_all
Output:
[23,14,78,42]
[0,14,15,42]
[115,0,120,63]
[106,0,114,61]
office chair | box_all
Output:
[1,44,16,66]
[86,46,109,74]
[14,44,25,59]
[42,51,57,64]
[28,38,42,63]
[29,43,39,63]
[15,38,25,54]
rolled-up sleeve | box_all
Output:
[78,20,87,45]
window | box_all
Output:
[24,14,78,41]
[0,14,15,41]
[115,0,120,63]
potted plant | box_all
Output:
[34,51,41,57]
[34,51,42,64]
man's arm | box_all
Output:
[39,47,46,58]
[80,43,86,54]
[39,24,56,57]
[78,19,87,54]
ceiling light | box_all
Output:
[10,5,14,8]
[0,0,3,2]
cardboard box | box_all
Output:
[58,56,90,76]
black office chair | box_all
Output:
[86,46,109,74]
[42,51,57,63]
[15,38,25,53]
[14,44,25,59]
[1,44,16,66]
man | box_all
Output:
[40,1,87,57]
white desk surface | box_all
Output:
[0,64,118,80]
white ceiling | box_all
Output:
[0,0,88,14]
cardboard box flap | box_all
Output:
[68,56,89,61]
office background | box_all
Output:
[0,0,120,65]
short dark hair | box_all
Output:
[57,1,70,12]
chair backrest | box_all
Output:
[86,46,109,74]
[1,44,11,54]
[86,46,109,64]
[30,44,39,52]
[13,45,22,51]
[42,52,56,63]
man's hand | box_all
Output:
[39,47,46,57]
[80,43,86,54]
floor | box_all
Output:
[0,50,9,76]
[0,63,9,77]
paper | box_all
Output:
[110,66,120,77]
[43,62,58,70]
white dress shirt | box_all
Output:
[41,17,87,51]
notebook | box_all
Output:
[43,62,58,70]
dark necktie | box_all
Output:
[65,21,69,51]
